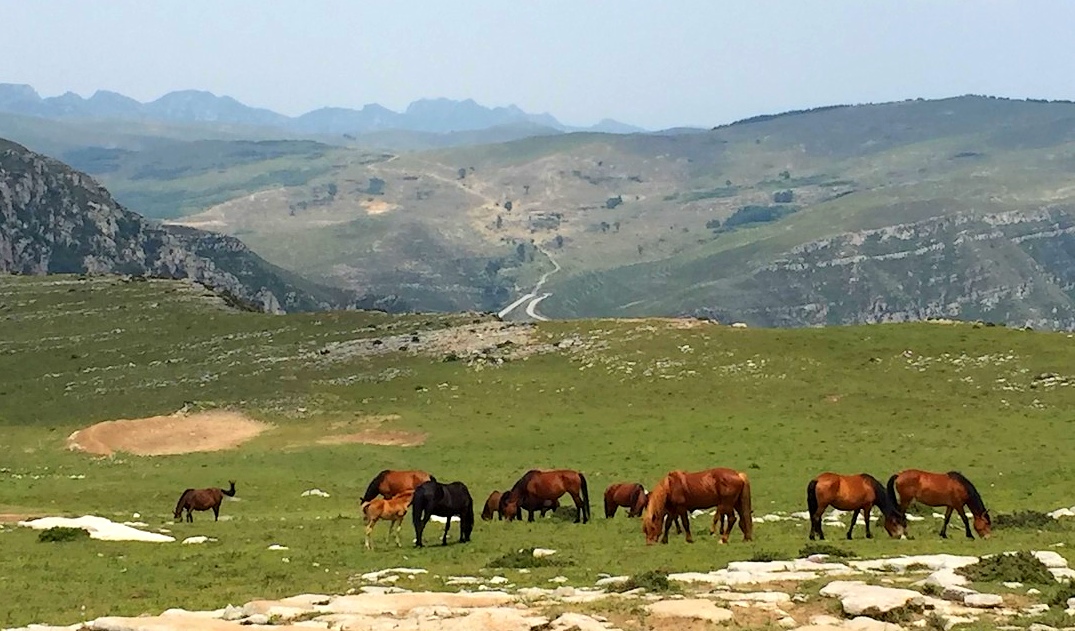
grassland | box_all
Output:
[3,275,1075,627]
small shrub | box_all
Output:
[957,551,1054,584]
[799,542,855,558]
[750,550,790,562]
[924,612,946,631]
[486,548,570,569]
[920,583,943,597]
[612,570,679,594]
[905,562,931,572]
[1049,582,1075,608]
[38,527,90,543]
[994,510,1053,529]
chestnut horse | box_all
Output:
[807,472,906,540]
[361,469,434,502]
[500,469,591,523]
[642,468,753,544]
[361,490,414,549]
[604,482,647,518]
[887,470,991,539]
[174,481,236,522]
[486,490,558,521]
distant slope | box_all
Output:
[165,95,1075,327]
[0,138,403,313]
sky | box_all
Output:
[3,1,1074,130]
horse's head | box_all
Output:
[882,510,908,538]
[641,480,668,544]
[973,510,992,539]
[499,491,519,521]
[481,491,500,521]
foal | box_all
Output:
[362,490,415,549]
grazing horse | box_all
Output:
[361,490,414,549]
[411,480,474,547]
[174,481,236,522]
[487,490,559,521]
[887,470,992,539]
[361,469,434,502]
[807,472,907,540]
[500,469,591,523]
[642,468,753,544]
[604,482,648,518]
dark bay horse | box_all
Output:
[174,481,236,522]
[604,482,647,518]
[411,480,474,547]
[642,468,753,544]
[486,490,558,521]
[807,472,906,540]
[887,469,991,539]
[501,469,590,523]
[361,469,434,502]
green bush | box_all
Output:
[799,542,855,558]
[37,527,90,543]
[612,570,679,594]
[957,551,1054,584]
[994,510,1054,529]
[1049,582,1075,608]
[750,550,790,562]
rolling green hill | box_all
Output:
[2,276,1075,627]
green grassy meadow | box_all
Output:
[3,275,1075,627]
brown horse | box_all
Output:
[500,469,591,523]
[642,468,753,544]
[485,490,558,520]
[361,490,415,549]
[604,482,648,518]
[887,470,992,539]
[361,469,434,502]
[174,481,236,522]
[807,472,907,540]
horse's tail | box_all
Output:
[886,474,899,507]
[806,478,819,522]
[737,472,753,541]
[362,469,390,503]
[579,472,591,523]
[947,471,988,517]
[174,489,193,516]
[222,481,236,497]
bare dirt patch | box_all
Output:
[362,199,395,215]
[67,411,269,456]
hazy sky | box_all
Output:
[3,1,1073,130]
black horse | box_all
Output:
[411,480,474,547]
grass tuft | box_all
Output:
[799,542,855,559]
[994,510,1054,529]
[611,570,679,594]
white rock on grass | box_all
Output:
[595,576,629,587]
[548,612,617,631]
[1047,507,1075,519]
[646,599,734,623]
[532,548,557,558]
[963,593,1003,608]
[181,536,211,545]
[845,617,905,630]
[850,554,978,573]
[941,585,976,602]
[300,489,330,498]
[360,568,428,582]
[1033,550,1069,568]
[709,591,792,604]
[18,516,175,543]
[267,544,289,551]
[918,568,969,589]
[819,580,924,617]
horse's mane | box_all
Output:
[508,469,541,496]
[642,476,670,531]
[361,469,391,503]
[174,488,194,514]
[947,471,989,521]
[862,474,905,522]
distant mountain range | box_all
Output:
[0,84,644,136]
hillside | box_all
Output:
[2,276,1075,628]
[159,95,1075,327]
[0,138,401,313]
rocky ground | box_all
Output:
[7,550,1075,631]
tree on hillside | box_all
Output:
[613,221,621,232]
[504,200,513,211]
[773,190,794,203]
[366,177,385,195]
[458,168,467,180]
[523,184,530,195]
[554,234,564,248]
[496,215,503,229]
[606,195,623,209]
[779,170,791,180]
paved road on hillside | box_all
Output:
[498,247,560,322]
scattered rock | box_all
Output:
[267,544,288,551]
[182,536,211,545]
[532,548,556,558]
[18,515,175,543]
[646,599,734,623]
[963,593,1003,608]
[820,580,924,617]
[300,489,330,498]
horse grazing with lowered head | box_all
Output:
[807,472,906,540]
[361,490,414,549]
[501,469,590,523]
[887,469,991,539]
[411,480,474,547]
[643,468,752,544]
[174,481,236,522]
[485,490,558,521]
[604,482,648,518]
[361,469,434,503]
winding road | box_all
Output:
[498,247,561,322]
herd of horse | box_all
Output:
[173,467,993,549]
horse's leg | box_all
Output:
[863,505,873,539]
[940,507,953,538]
[846,509,860,540]
[723,510,737,545]
[674,514,683,534]
[415,514,426,547]
[441,516,452,546]
[661,513,674,544]
[527,508,535,522]
[186,509,193,523]
[569,491,584,524]
[364,518,375,550]
[957,506,973,539]
[810,501,827,540]
[213,505,220,521]
[682,512,694,544]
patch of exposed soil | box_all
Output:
[67,411,269,456]
[0,513,39,523]
[362,199,395,215]
[318,429,427,447]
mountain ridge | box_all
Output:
[0,83,645,136]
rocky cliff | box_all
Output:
[0,138,400,313]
